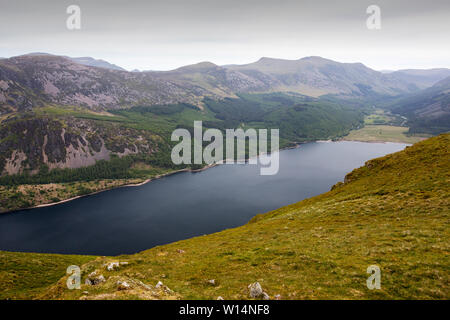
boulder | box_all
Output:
[248,282,263,298]
[85,271,105,285]
[156,281,173,293]
[106,262,120,271]
[117,281,131,290]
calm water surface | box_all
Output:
[0,141,407,255]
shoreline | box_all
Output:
[3,163,220,214]
[2,144,299,214]
[338,138,414,144]
[2,136,410,214]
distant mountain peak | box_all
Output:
[256,56,278,62]
[173,61,218,72]
[68,56,126,71]
[17,53,126,71]
[299,56,327,61]
[24,52,53,56]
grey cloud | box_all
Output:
[0,0,448,70]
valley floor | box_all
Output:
[342,125,429,144]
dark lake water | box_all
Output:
[0,141,408,256]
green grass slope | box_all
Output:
[2,134,449,300]
[0,251,94,300]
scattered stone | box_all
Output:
[82,291,89,295]
[137,281,152,291]
[104,261,128,271]
[177,249,185,254]
[274,294,282,300]
[106,262,120,271]
[248,282,263,298]
[262,292,270,300]
[155,281,173,293]
[217,296,224,300]
[117,281,131,290]
[85,271,105,285]
[208,279,216,285]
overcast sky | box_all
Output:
[0,0,449,71]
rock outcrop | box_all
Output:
[0,117,158,176]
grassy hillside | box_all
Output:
[0,251,94,300]
[389,76,450,135]
[2,134,448,300]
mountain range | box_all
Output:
[0,53,448,195]
[1,53,449,115]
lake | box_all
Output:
[0,141,408,256]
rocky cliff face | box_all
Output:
[0,117,157,176]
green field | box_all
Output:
[343,125,429,144]
[363,109,405,126]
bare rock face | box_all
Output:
[0,117,158,176]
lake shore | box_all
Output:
[0,139,412,256]
[1,136,408,214]
[4,164,219,214]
